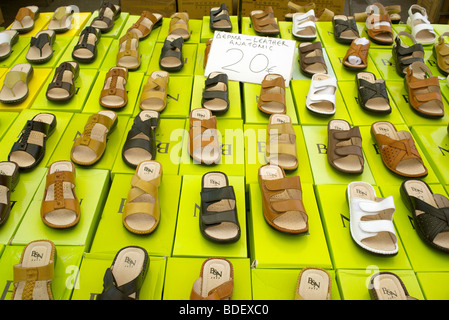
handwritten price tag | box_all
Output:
[205,31,296,87]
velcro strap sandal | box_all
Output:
[406,4,436,45]
[292,9,316,40]
[306,73,337,115]
[189,108,221,165]
[434,32,449,76]
[298,41,327,76]
[257,74,286,114]
[266,114,298,170]
[250,6,280,36]
[202,72,229,114]
[392,31,424,77]
[210,3,232,32]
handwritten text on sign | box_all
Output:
[205,32,296,87]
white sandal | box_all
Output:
[406,4,436,45]
[347,181,398,256]
[292,9,316,40]
[306,73,337,115]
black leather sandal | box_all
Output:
[356,72,391,114]
[200,172,240,243]
[210,3,232,32]
[122,110,159,168]
[0,161,19,226]
[392,31,424,77]
[25,30,55,64]
[46,61,79,102]
[72,26,101,63]
[332,15,359,44]
[202,72,229,114]
[159,34,184,72]
[91,0,122,33]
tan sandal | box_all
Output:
[139,71,169,112]
[189,108,221,165]
[250,6,280,36]
[116,31,140,70]
[127,10,163,39]
[257,74,286,114]
[100,67,128,109]
[169,12,190,40]
[266,114,298,170]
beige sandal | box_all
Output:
[116,31,140,70]
[139,71,169,112]
[100,67,128,109]
[266,114,298,170]
[190,258,234,300]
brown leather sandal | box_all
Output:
[127,10,163,39]
[298,41,327,76]
[189,108,221,165]
[99,67,128,109]
[343,38,370,70]
[371,121,427,178]
[434,32,449,76]
[250,6,280,36]
[266,114,298,171]
[116,31,140,70]
[366,3,394,45]
[258,164,308,234]
[257,74,286,114]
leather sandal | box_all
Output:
[26,30,56,64]
[356,71,391,114]
[159,35,184,72]
[406,4,436,45]
[48,6,75,33]
[169,12,190,40]
[366,2,394,45]
[139,71,169,111]
[371,121,427,178]
[117,31,140,70]
[332,15,359,44]
[292,9,316,40]
[343,38,370,70]
[392,31,424,77]
[258,164,308,234]
[284,1,315,21]
[46,61,79,102]
[306,73,337,115]
[122,110,159,168]
[0,30,19,61]
[190,258,233,300]
[327,119,364,174]
[41,161,80,229]
[123,160,162,235]
[200,171,240,243]
[9,112,56,170]
[0,161,19,226]
[257,74,286,114]
[434,32,449,76]
[127,10,163,39]
[91,0,122,33]
[404,61,444,118]
[295,267,331,300]
[97,246,149,300]
[250,6,280,37]
[369,272,417,300]
[10,6,40,34]
[0,63,33,104]
[298,41,327,76]
[71,110,118,166]
[202,72,229,114]
[100,67,128,109]
[189,108,221,165]
[72,26,101,63]
[210,3,232,32]
[266,114,298,171]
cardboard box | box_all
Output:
[418,0,443,23]
[178,0,235,20]
[120,0,177,17]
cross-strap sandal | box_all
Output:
[200,171,240,243]
[392,31,424,77]
[97,246,149,300]
[0,30,19,61]
[250,6,280,37]
[210,3,232,32]
[91,0,122,33]
[258,164,308,234]
[0,161,19,226]
[10,6,40,34]
[347,181,398,256]
[127,10,163,40]
[72,26,101,63]
[295,267,331,300]
[406,4,436,45]
[12,240,55,300]
[258,74,286,114]
[401,179,449,253]
[292,9,317,40]
[332,15,359,44]
[371,121,427,178]
[159,34,184,72]
[202,72,229,114]
[116,31,140,70]
[298,41,327,76]
[9,112,56,170]
[327,119,364,174]
[100,66,128,109]
[122,110,159,168]
[46,61,79,102]
[405,61,444,118]
[190,258,234,300]
[48,6,75,33]
[356,71,391,114]
[0,63,33,104]
[41,161,80,229]
[266,114,298,171]
[306,73,337,115]
[343,38,370,70]
[284,1,316,21]
[366,3,394,45]
[189,108,221,165]
[434,32,449,76]
[71,110,117,166]
[139,71,169,111]
[169,12,190,40]
[123,160,162,235]
[26,30,56,64]
[369,272,418,300]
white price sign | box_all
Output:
[205,31,296,87]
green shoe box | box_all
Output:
[0,68,53,112]
[200,16,239,43]
[251,268,341,300]
[243,82,298,125]
[48,113,130,171]
[337,80,405,126]
[118,14,161,42]
[291,47,335,81]
[315,184,411,270]
[0,109,73,166]
[111,118,185,177]
[12,167,109,247]
[42,12,92,37]
[386,80,449,127]
[291,80,351,125]
[241,17,280,38]
[243,124,313,186]
[31,68,99,113]
[156,18,202,44]
[57,37,113,70]
[71,252,166,300]
[379,183,449,272]
[441,80,449,102]
[359,125,439,186]
[147,42,198,77]
[0,244,84,300]
[190,75,242,119]
[416,272,449,300]
[412,126,449,185]
[0,167,47,245]
[302,125,376,185]
[248,183,332,269]
[0,37,30,69]
[337,269,424,300]
[90,173,181,256]
[0,112,18,140]
[83,70,144,116]
[434,24,449,38]
[178,118,245,177]
[163,257,252,300]
[172,175,247,258]
[194,42,207,76]
[134,75,193,119]
[86,12,129,38]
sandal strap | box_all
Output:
[74,26,99,52]
[15,7,34,27]
[333,17,358,36]
[30,33,51,55]
[211,4,231,24]
[14,261,54,282]
[122,115,158,154]
[97,268,137,300]
[412,196,449,242]
[161,37,183,59]
[47,62,76,94]
[375,133,423,168]
[10,119,51,159]
[358,78,389,103]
